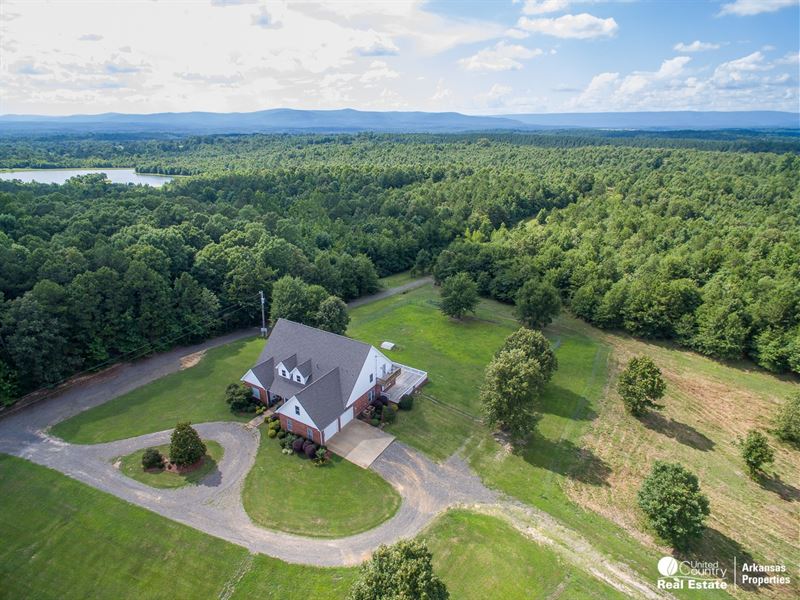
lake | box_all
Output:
[0,168,173,187]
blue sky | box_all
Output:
[1,0,798,115]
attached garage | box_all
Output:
[323,420,339,444]
[339,406,354,428]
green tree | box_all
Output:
[500,327,558,381]
[225,382,258,413]
[515,278,561,329]
[269,275,327,326]
[617,356,666,416]
[316,295,350,335]
[774,392,800,445]
[637,461,709,550]
[348,539,448,600]
[481,347,546,437]
[738,430,774,477]
[440,272,478,320]
[169,422,206,467]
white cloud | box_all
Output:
[674,40,720,52]
[78,33,103,42]
[431,79,452,101]
[459,41,543,72]
[711,51,772,88]
[719,0,796,16]
[360,60,400,83]
[521,0,571,15]
[517,13,618,39]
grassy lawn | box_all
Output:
[423,510,626,600]
[52,337,263,444]
[385,395,477,461]
[0,454,356,600]
[118,441,224,489]
[348,283,518,417]
[242,429,400,537]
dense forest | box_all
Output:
[0,133,798,405]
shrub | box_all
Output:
[370,398,383,409]
[379,394,389,404]
[268,419,281,432]
[774,392,800,444]
[389,402,399,412]
[141,447,164,470]
[637,461,709,550]
[313,446,329,466]
[382,406,396,424]
[292,437,306,454]
[370,418,380,427]
[169,422,206,467]
[282,433,297,449]
[398,395,413,411]
[304,442,319,459]
[738,429,774,477]
[277,430,287,439]
[267,428,277,438]
[225,382,259,413]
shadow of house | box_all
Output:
[641,411,715,452]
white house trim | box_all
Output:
[241,369,263,388]
[345,346,393,407]
[276,396,319,429]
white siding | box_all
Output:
[288,367,307,385]
[241,369,262,387]
[345,347,393,407]
[276,396,318,429]
[323,420,339,444]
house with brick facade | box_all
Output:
[241,318,426,445]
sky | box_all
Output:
[0,0,798,116]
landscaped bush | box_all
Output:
[304,442,319,459]
[382,406,396,424]
[225,382,260,414]
[370,418,380,427]
[292,437,306,454]
[313,446,329,466]
[398,395,413,411]
[281,433,297,449]
[370,398,383,410]
[169,422,206,467]
[267,428,277,438]
[277,430,287,439]
[141,447,164,470]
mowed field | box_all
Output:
[0,455,627,600]
[0,454,356,600]
[561,319,800,599]
[242,431,401,538]
[52,337,263,444]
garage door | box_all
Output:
[340,406,354,427]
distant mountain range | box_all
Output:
[0,108,797,135]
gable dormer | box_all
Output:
[276,353,298,380]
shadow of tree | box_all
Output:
[758,472,800,502]
[538,384,598,422]
[641,411,715,452]
[680,527,762,593]
[199,464,222,487]
[514,430,612,487]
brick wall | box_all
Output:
[352,383,382,417]
[278,414,321,444]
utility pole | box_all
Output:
[259,290,268,337]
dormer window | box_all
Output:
[295,374,302,382]
[280,369,287,377]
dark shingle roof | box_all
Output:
[250,357,274,388]
[252,319,373,428]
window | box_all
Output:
[251,387,260,399]
[295,374,302,382]
[369,373,374,383]
[294,406,300,416]
[286,419,293,432]
[280,369,287,377]
[368,389,375,402]
[307,427,314,440]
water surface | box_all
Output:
[0,168,172,187]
